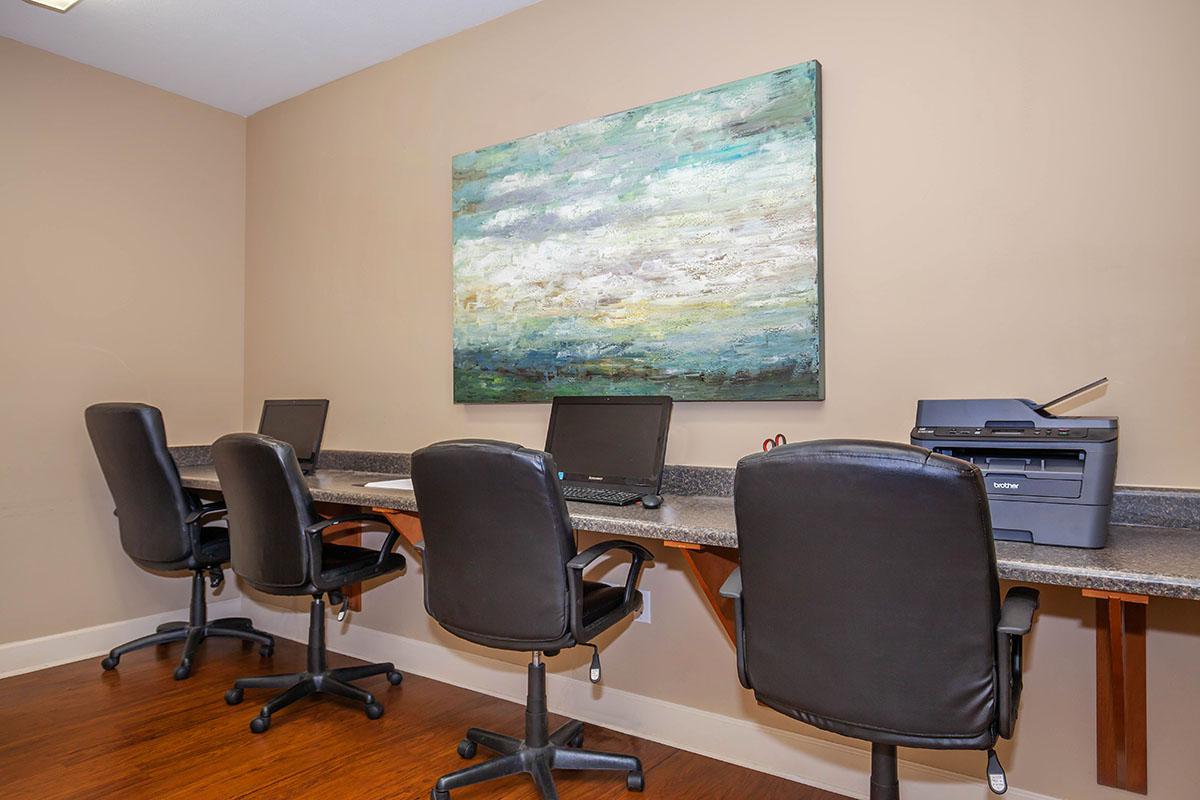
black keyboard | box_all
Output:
[561,485,642,506]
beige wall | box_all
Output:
[241,1,1197,797]
[246,0,1200,488]
[0,37,247,644]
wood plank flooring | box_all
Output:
[0,636,846,799]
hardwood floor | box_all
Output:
[0,636,846,799]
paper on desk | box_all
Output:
[363,478,414,491]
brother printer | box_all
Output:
[911,378,1117,548]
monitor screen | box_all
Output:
[258,399,329,465]
[545,397,672,487]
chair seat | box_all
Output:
[316,543,406,591]
[187,525,230,569]
[581,580,629,627]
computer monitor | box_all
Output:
[545,396,672,491]
[258,399,329,474]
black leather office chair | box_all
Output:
[211,433,406,733]
[720,440,1039,800]
[84,403,275,680]
[412,440,653,800]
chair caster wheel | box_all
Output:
[250,715,270,734]
[387,670,404,685]
[260,644,274,658]
[225,688,244,705]
[173,661,192,681]
[569,733,584,748]
[365,703,384,720]
[100,656,119,671]
[456,739,477,759]
[627,770,645,792]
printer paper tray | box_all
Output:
[980,473,1082,499]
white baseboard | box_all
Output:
[0,597,241,679]
[242,597,1059,800]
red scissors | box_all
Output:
[762,433,787,452]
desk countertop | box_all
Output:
[178,464,1200,601]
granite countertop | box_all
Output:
[176,461,1200,601]
[177,465,741,546]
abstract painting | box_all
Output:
[451,60,822,402]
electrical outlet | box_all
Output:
[635,590,651,624]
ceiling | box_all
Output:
[0,0,540,116]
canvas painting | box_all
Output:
[451,60,822,402]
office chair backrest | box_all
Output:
[411,440,577,644]
[734,440,1001,747]
[211,433,319,591]
[85,402,197,566]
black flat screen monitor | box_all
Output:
[545,396,672,490]
[258,399,329,474]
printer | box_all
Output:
[911,378,1118,548]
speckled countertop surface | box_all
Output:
[176,457,1200,601]
[994,528,1200,598]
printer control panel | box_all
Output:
[912,427,1116,442]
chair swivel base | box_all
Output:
[225,663,403,732]
[431,658,643,800]
[99,571,274,680]
[870,742,900,800]
[224,593,402,733]
[100,618,274,680]
[433,720,644,800]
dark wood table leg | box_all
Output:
[1084,588,1148,794]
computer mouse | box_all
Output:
[640,494,663,509]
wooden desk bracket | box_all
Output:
[663,540,740,644]
[1082,589,1149,794]
[373,507,424,548]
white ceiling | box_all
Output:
[0,0,541,116]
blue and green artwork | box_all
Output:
[452,60,823,402]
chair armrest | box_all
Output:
[996,586,1040,738]
[184,501,227,525]
[568,540,654,605]
[184,501,228,561]
[304,512,402,568]
[567,540,654,642]
[566,540,655,568]
[719,567,742,600]
[305,512,395,536]
[998,586,1039,635]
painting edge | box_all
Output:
[450,59,826,404]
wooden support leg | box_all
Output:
[373,508,424,548]
[1083,589,1148,794]
[663,541,740,644]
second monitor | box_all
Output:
[258,399,329,474]
[545,395,672,507]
